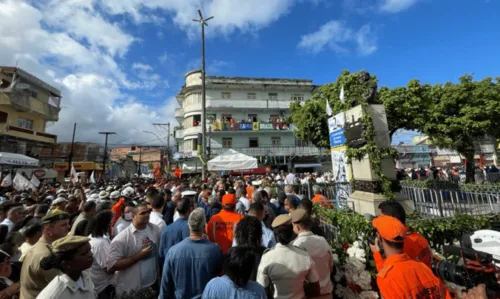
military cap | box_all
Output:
[41,210,70,225]
[290,208,308,223]
[271,214,292,228]
[51,235,90,253]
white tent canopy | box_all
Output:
[0,152,39,166]
[207,149,258,171]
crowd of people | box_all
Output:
[0,172,492,299]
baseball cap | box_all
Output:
[290,208,307,223]
[372,215,408,243]
[222,194,236,206]
[271,214,292,228]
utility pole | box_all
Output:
[99,132,115,181]
[152,122,171,175]
[193,9,213,180]
[137,146,142,176]
[67,123,77,176]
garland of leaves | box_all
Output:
[345,102,399,200]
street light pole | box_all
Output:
[193,9,213,180]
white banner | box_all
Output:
[30,175,40,188]
[13,173,33,191]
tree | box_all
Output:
[422,75,500,182]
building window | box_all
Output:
[222,92,231,99]
[295,139,310,147]
[268,93,278,101]
[272,137,281,147]
[193,115,201,127]
[249,138,259,148]
[0,111,7,123]
[291,94,304,101]
[17,117,33,130]
[247,93,256,100]
[222,138,232,148]
[31,91,38,99]
[248,114,257,122]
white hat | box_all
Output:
[124,183,133,188]
[106,186,113,192]
[84,189,91,194]
[56,189,67,195]
[99,191,109,199]
[181,190,197,197]
[51,197,68,205]
[121,186,135,197]
[110,191,120,199]
[252,180,262,186]
[88,193,100,202]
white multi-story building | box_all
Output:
[174,70,327,173]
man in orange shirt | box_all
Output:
[206,193,244,254]
[311,185,333,208]
[371,200,432,271]
[372,215,450,299]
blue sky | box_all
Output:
[1,0,499,145]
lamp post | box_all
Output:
[143,130,170,176]
[193,9,213,180]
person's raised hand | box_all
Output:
[369,237,380,253]
[462,284,487,299]
[138,241,153,259]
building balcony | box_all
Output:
[175,107,183,120]
[174,129,184,139]
[183,125,202,137]
[206,97,293,110]
[210,146,326,157]
[0,93,60,121]
[1,124,57,143]
[210,121,292,133]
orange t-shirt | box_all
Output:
[312,194,333,208]
[377,253,451,299]
[206,210,244,255]
[374,231,432,272]
[111,198,125,226]
[246,185,253,201]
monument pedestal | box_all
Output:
[349,190,414,216]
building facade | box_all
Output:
[174,70,327,173]
[0,67,61,167]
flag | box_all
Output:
[339,86,345,104]
[70,163,79,184]
[30,175,40,188]
[89,171,96,184]
[13,173,32,191]
[1,174,12,187]
[153,165,162,179]
[326,98,332,117]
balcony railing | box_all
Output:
[5,125,57,143]
[209,146,326,157]
[175,108,183,118]
[0,93,60,121]
[183,125,202,136]
[211,120,291,132]
[174,129,184,139]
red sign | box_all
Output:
[33,169,46,178]
[230,166,271,175]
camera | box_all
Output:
[431,246,500,296]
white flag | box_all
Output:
[339,86,345,104]
[70,164,79,184]
[90,171,96,184]
[326,98,333,117]
[1,174,12,187]
[13,173,32,191]
[30,175,40,188]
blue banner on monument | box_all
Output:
[328,113,346,147]
[330,129,346,147]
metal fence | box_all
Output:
[267,182,354,210]
[401,184,500,218]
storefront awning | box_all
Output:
[294,163,322,168]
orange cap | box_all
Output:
[373,215,408,242]
[222,194,237,206]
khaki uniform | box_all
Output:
[36,271,96,299]
[257,243,319,299]
[20,236,60,299]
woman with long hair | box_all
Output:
[233,215,265,281]
[37,235,94,299]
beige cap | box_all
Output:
[271,214,292,228]
[290,208,308,223]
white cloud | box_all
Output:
[132,63,153,72]
[0,0,174,144]
[298,20,377,55]
[380,0,420,12]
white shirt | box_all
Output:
[89,235,114,294]
[293,231,333,295]
[1,219,14,232]
[173,211,180,222]
[285,173,296,185]
[106,223,160,296]
[36,271,95,299]
[236,197,250,215]
[149,211,166,231]
[113,217,131,238]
